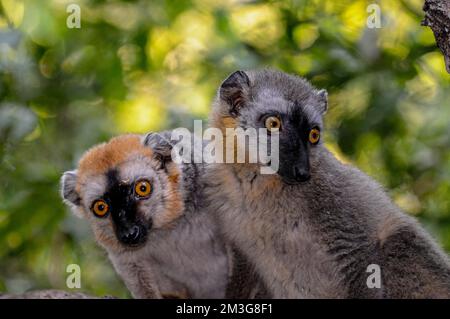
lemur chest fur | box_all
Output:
[114,209,228,299]
[210,164,343,298]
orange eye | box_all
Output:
[309,128,320,144]
[265,116,281,132]
[135,180,152,198]
[92,200,109,217]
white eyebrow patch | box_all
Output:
[117,156,158,184]
[81,174,107,208]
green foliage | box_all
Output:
[0,0,449,296]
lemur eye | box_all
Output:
[92,200,109,218]
[309,127,321,144]
[135,179,152,198]
[265,116,281,132]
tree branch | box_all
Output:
[422,0,450,73]
[0,289,114,299]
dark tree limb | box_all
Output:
[422,0,450,73]
[0,289,114,299]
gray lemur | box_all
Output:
[205,69,450,298]
[60,133,228,298]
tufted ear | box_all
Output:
[316,89,328,114]
[142,131,174,168]
[219,70,250,117]
[61,170,81,207]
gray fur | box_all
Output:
[206,69,450,298]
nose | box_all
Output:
[120,225,141,245]
[293,165,310,182]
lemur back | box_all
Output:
[61,133,229,298]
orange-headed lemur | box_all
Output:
[60,133,229,298]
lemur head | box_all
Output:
[210,69,327,184]
[60,134,183,251]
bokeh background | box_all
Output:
[0,0,449,297]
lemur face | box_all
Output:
[212,69,328,184]
[61,134,183,251]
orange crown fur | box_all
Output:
[76,134,153,185]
